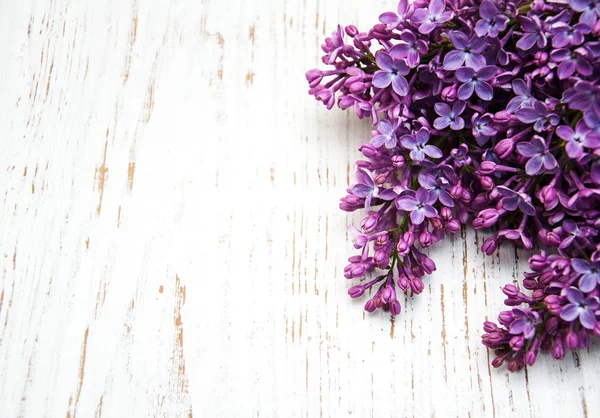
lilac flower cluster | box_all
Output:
[307,0,600,371]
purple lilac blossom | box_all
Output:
[307,0,600,372]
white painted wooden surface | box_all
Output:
[0,0,598,416]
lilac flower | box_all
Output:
[379,0,413,30]
[372,52,410,96]
[396,188,438,224]
[324,25,354,64]
[475,0,509,37]
[516,136,558,175]
[412,0,454,34]
[516,16,547,50]
[509,308,540,339]
[560,287,599,330]
[562,81,600,114]
[572,259,600,292]
[456,66,497,100]
[496,186,536,216]
[400,128,443,161]
[551,22,591,48]
[550,47,593,80]
[420,173,454,207]
[556,121,600,159]
[443,31,487,70]
[506,79,535,113]
[451,144,472,167]
[371,119,398,149]
[515,101,560,132]
[559,220,597,249]
[471,113,497,145]
[390,31,428,68]
[351,168,379,212]
[433,100,466,130]
[570,0,600,27]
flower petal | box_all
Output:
[560,304,581,322]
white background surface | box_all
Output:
[0,0,598,416]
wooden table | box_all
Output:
[1,0,598,416]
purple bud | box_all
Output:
[345,25,358,37]
[421,256,436,274]
[483,321,498,332]
[374,173,388,185]
[364,299,377,313]
[359,143,378,158]
[450,184,464,198]
[552,341,565,360]
[508,359,524,372]
[348,285,365,298]
[441,84,458,102]
[482,237,498,255]
[498,310,514,326]
[480,176,495,190]
[565,329,579,350]
[491,356,505,368]
[440,207,453,220]
[532,289,545,300]
[479,161,497,175]
[502,284,519,298]
[411,278,425,294]
[398,274,410,291]
[534,51,548,65]
[306,69,323,88]
[494,139,514,158]
[524,349,537,366]
[419,231,433,248]
[390,300,401,316]
[361,217,378,235]
[391,155,405,168]
[510,336,525,350]
[545,317,559,334]
[493,111,512,124]
[528,254,547,272]
[397,240,410,255]
[445,219,461,233]
[373,250,388,264]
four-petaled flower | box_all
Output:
[456,66,497,100]
[475,0,509,37]
[372,52,410,96]
[412,0,454,34]
[516,16,547,50]
[509,308,540,339]
[572,259,600,293]
[390,31,428,68]
[515,101,560,132]
[570,0,600,27]
[420,173,455,207]
[379,0,413,30]
[472,113,497,145]
[560,287,599,330]
[451,144,472,167]
[396,188,438,224]
[551,22,591,48]
[556,121,600,159]
[516,135,558,175]
[434,100,466,130]
[371,119,398,149]
[550,47,593,80]
[506,79,535,113]
[351,168,379,212]
[443,31,487,70]
[400,128,443,161]
[496,186,536,216]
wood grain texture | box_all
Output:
[0,0,598,416]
